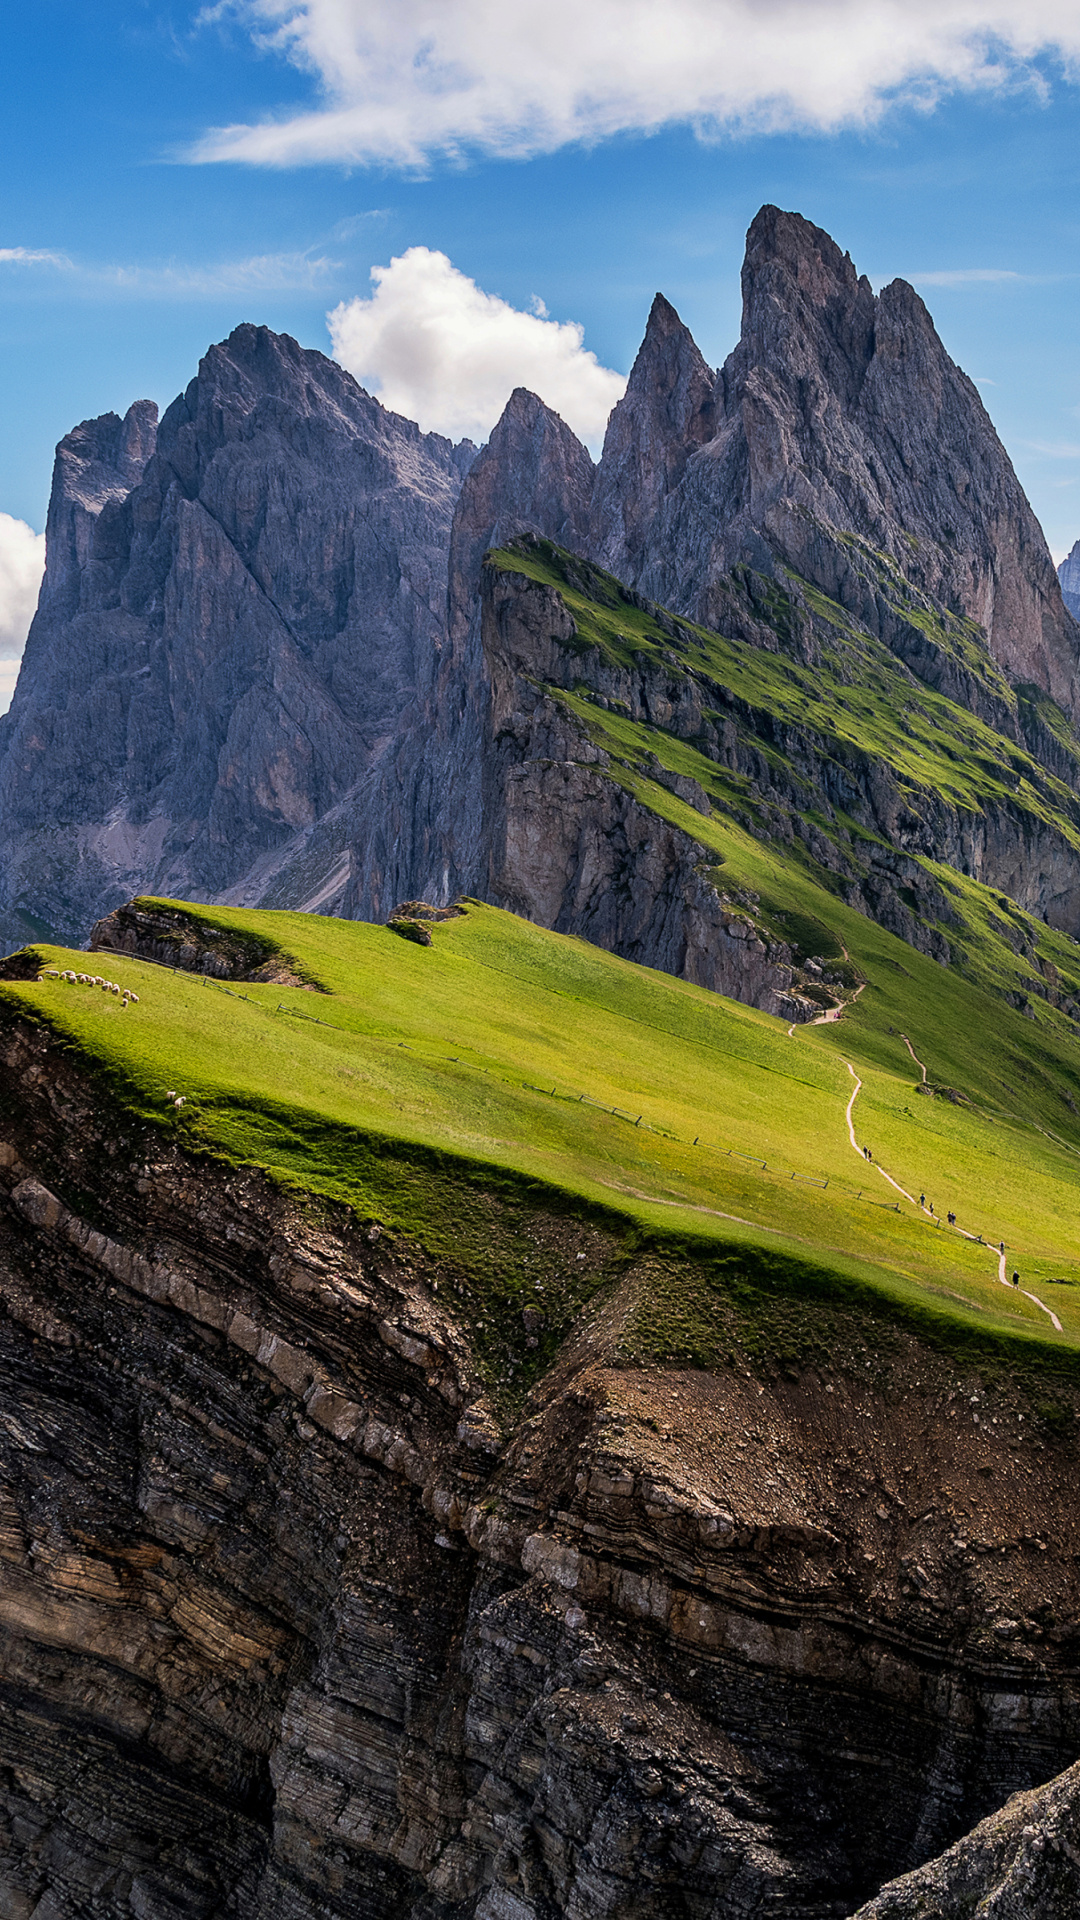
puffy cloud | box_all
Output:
[0,513,45,715]
[327,248,625,447]
[194,0,1080,169]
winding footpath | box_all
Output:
[843,1063,1062,1332]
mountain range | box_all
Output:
[5,208,1080,1920]
[2,205,1078,1027]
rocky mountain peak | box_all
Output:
[603,206,1079,719]
[447,387,594,638]
[735,203,876,411]
[592,292,716,582]
[36,399,158,620]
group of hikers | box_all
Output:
[858,1166,1023,1286]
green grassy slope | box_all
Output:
[6,895,1080,1379]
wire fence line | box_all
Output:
[189,979,969,1229]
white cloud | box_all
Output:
[0,513,44,716]
[327,247,625,447]
[192,0,1080,169]
[0,247,70,267]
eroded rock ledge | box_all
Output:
[2,1015,1080,1917]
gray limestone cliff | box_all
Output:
[1060,538,1080,620]
[594,208,1080,726]
[0,327,474,950]
[3,211,1080,1014]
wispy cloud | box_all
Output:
[102,249,341,297]
[0,511,44,716]
[0,247,70,268]
[188,1,1080,171]
[1028,440,1080,459]
[908,267,1025,287]
[0,245,341,300]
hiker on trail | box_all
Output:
[1000,1241,1005,1255]
[919,1193,925,1206]
[1013,1271,1020,1288]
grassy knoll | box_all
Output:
[5,894,1080,1381]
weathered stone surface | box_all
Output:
[1060,538,1080,620]
[0,327,473,949]
[342,386,595,926]
[607,207,1080,722]
[591,291,716,586]
[850,1759,1080,1917]
[4,1016,1080,1917]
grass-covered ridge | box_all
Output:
[7,896,1080,1385]
[488,538,1080,851]
[488,537,1080,1036]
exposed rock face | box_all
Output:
[1061,538,1080,620]
[3,208,1080,1014]
[609,208,1079,721]
[4,1015,1080,1918]
[88,899,316,985]
[0,327,473,949]
[591,292,717,585]
[341,387,596,924]
[851,1759,1080,1917]
[476,556,808,1015]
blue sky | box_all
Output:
[0,0,1078,689]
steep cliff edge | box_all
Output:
[851,1759,1080,1916]
[467,537,1080,1026]
[5,933,1080,1919]
[1061,538,1080,621]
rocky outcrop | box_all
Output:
[88,899,316,985]
[4,1013,1080,1917]
[0,327,474,950]
[598,208,1079,726]
[851,1760,1080,1916]
[1061,538,1080,620]
[591,292,716,585]
[476,556,809,1014]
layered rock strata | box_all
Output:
[851,1758,1080,1916]
[3,1016,1080,1916]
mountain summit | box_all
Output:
[0,210,1077,993]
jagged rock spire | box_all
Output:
[592,204,1079,718]
[447,386,595,639]
[590,292,715,583]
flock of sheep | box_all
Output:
[42,968,140,1007]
